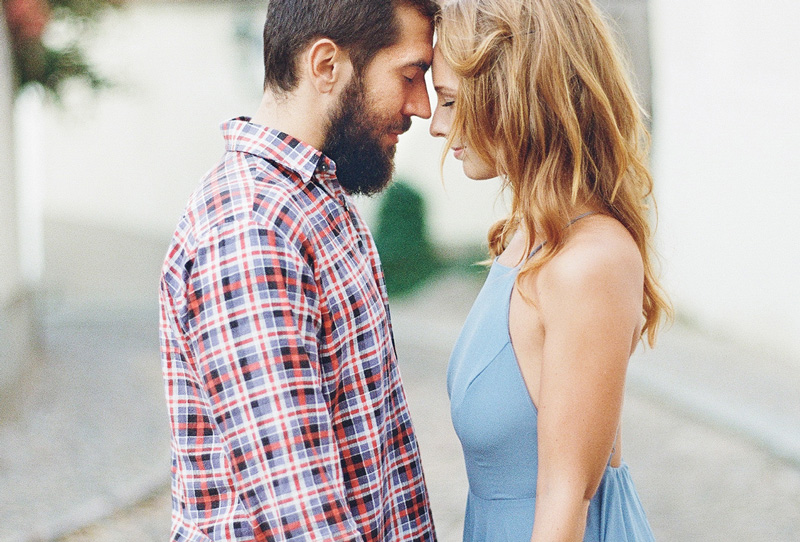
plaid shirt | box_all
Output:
[159,118,436,542]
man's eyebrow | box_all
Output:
[410,60,431,73]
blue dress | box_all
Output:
[447,252,655,542]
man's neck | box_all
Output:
[251,86,328,151]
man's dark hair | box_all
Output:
[263,0,439,93]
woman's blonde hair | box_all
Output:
[437,0,671,346]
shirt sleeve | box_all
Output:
[164,219,363,542]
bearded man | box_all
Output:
[158,1,439,540]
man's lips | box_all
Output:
[386,118,412,145]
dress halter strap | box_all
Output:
[567,211,596,226]
[526,211,597,259]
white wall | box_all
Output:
[38,3,265,237]
[1,11,32,390]
[1,12,18,301]
[37,2,503,248]
[650,0,800,356]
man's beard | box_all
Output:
[321,77,411,196]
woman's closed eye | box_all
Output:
[436,94,455,107]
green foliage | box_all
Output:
[373,181,443,298]
[3,0,121,97]
[48,0,120,20]
[12,39,106,94]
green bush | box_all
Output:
[373,181,442,297]
[3,0,123,97]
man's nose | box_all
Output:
[404,81,432,120]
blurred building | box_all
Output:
[0,8,34,390]
[649,0,800,356]
[3,0,799,391]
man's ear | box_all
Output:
[305,38,353,94]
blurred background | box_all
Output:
[1,0,799,540]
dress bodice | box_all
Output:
[447,259,655,541]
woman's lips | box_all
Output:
[453,147,464,160]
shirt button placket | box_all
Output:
[337,195,367,256]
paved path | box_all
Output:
[391,273,800,542]
[2,271,799,541]
[0,307,170,542]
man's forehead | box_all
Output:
[383,37,434,68]
[389,4,435,64]
[380,47,433,75]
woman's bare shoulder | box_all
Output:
[537,215,644,314]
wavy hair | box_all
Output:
[437,0,670,345]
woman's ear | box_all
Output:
[305,38,354,94]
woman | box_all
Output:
[429,0,671,540]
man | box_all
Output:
[159,1,438,540]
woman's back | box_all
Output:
[506,215,645,423]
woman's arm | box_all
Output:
[528,225,644,542]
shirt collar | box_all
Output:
[221,117,337,184]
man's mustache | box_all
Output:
[391,116,413,135]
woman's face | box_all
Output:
[429,45,497,180]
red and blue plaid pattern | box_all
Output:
[159,118,436,541]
